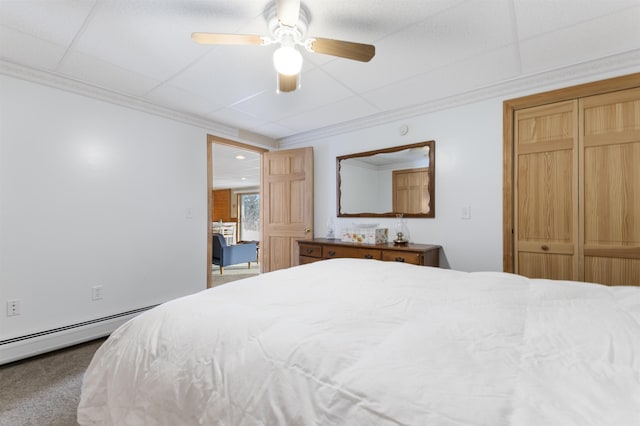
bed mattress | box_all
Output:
[78,259,640,425]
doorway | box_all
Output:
[207,135,267,289]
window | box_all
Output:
[238,192,260,242]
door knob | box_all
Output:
[304,227,311,233]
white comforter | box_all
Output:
[78,259,640,425]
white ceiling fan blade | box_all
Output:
[276,0,300,27]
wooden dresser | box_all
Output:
[298,238,440,267]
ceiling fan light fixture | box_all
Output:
[273,45,302,75]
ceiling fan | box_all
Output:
[191,0,376,93]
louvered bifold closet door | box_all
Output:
[514,100,579,280]
[580,87,640,286]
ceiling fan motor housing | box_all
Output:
[266,2,309,43]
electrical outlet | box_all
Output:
[7,300,21,316]
[92,285,103,301]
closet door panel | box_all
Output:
[514,100,578,279]
[583,143,640,245]
[580,87,640,286]
[585,257,640,286]
[518,252,574,281]
[517,151,574,241]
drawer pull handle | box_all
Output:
[328,250,336,257]
[305,248,313,254]
[395,257,405,262]
[541,245,549,251]
[364,254,373,259]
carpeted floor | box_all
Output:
[211,262,260,287]
[0,338,106,426]
[0,269,258,425]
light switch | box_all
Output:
[461,205,471,220]
[185,207,194,219]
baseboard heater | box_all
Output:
[0,305,157,365]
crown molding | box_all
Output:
[0,59,277,148]
[278,49,640,147]
[3,50,639,150]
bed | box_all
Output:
[77,259,640,425]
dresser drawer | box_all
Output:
[298,239,441,268]
[323,246,382,260]
[382,251,423,265]
[299,243,322,258]
[299,255,322,265]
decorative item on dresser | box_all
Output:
[298,238,440,267]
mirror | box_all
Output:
[337,141,435,218]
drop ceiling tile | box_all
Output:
[207,107,270,132]
[513,0,640,40]
[520,7,640,74]
[321,0,515,93]
[303,0,464,44]
[0,0,95,46]
[69,0,264,81]
[145,84,222,116]
[57,49,161,95]
[0,25,67,70]
[275,95,380,133]
[363,45,521,111]
[168,45,277,107]
[231,68,354,122]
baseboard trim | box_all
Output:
[0,306,157,365]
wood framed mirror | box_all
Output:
[337,141,435,218]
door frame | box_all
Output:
[206,134,268,289]
[502,72,640,273]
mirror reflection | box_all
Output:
[337,141,435,218]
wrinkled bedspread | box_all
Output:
[78,259,640,425]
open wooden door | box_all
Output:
[261,147,314,272]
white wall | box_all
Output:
[297,68,640,272]
[308,98,503,272]
[0,75,208,351]
[340,161,388,213]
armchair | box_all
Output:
[212,233,258,274]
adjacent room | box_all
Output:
[210,142,261,281]
[1,0,639,424]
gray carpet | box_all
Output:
[0,338,106,426]
[211,263,260,287]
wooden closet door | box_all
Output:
[392,168,430,214]
[580,88,640,285]
[514,100,579,280]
